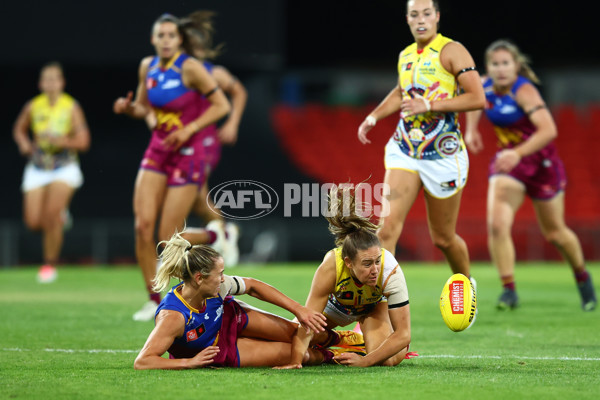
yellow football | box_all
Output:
[439,273,477,332]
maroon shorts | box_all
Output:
[212,297,249,367]
[489,152,566,200]
[140,131,207,187]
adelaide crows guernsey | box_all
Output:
[396,34,463,160]
[146,53,205,139]
[29,93,78,169]
[328,247,409,317]
[483,75,557,159]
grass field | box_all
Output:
[1,262,599,400]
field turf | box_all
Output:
[1,262,599,400]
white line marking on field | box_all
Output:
[2,347,138,354]
[420,355,600,361]
[2,348,599,360]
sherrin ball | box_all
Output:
[439,273,477,332]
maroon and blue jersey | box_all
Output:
[155,276,249,366]
[156,282,226,357]
[483,75,557,159]
[483,75,566,199]
[146,53,206,139]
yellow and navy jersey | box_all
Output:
[395,34,464,160]
[29,92,79,169]
[156,276,246,358]
[30,93,75,151]
[328,247,409,316]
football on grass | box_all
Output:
[439,273,476,332]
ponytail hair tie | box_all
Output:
[186,245,193,252]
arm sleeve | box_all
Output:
[219,275,247,297]
[382,249,409,308]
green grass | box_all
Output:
[1,262,599,400]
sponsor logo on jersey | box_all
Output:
[162,79,181,90]
[146,78,158,90]
[186,324,206,342]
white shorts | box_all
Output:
[384,138,469,199]
[21,162,84,192]
[323,298,362,327]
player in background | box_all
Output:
[13,62,91,283]
[465,40,596,311]
[275,186,412,369]
[357,0,485,285]
[134,230,363,369]
[113,13,230,321]
[146,11,248,267]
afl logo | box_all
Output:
[208,180,279,220]
[435,133,459,156]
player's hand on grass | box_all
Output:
[333,351,366,367]
[294,306,327,334]
[188,346,219,368]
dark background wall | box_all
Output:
[0,0,597,264]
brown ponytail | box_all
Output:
[325,185,380,262]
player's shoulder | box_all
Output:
[140,56,154,67]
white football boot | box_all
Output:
[206,220,226,255]
[132,301,159,322]
[223,222,240,267]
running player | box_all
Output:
[357,0,485,283]
[13,62,91,283]
[465,40,597,311]
[113,13,231,321]
[134,230,363,369]
[275,186,411,368]
[146,11,248,267]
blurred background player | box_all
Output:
[357,0,485,282]
[113,13,230,321]
[465,40,597,311]
[145,11,248,267]
[12,62,91,283]
[276,186,411,369]
[134,231,362,369]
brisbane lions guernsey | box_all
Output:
[483,75,557,159]
[155,275,246,358]
[146,52,206,139]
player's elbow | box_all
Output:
[78,132,91,153]
[133,354,153,370]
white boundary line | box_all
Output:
[2,348,600,360]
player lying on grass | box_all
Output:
[134,230,364,369]
[275,186,411,368]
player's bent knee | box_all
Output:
[135,217,156,242]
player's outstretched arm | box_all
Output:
[134,310,218,370]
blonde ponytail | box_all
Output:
[152,230,221,293]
